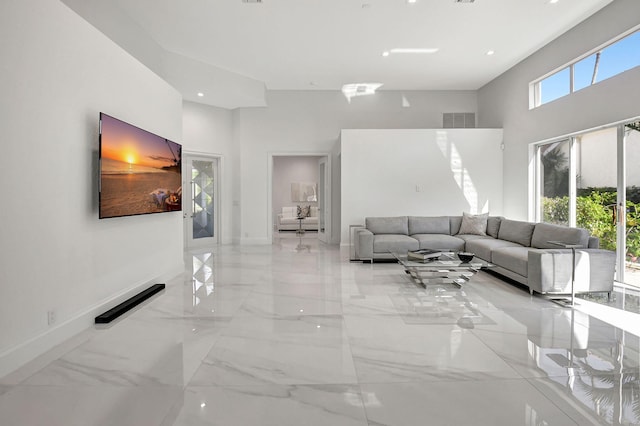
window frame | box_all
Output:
[529,25,640,109]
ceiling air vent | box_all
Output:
[443,113,476,129]
[454,0,475,3]
[242,0,263,3]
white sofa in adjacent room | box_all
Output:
[277,206,319,231]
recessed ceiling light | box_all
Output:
[390,48,439,54]
[407,0,417,4]
[197,92,204,97]
[486,50,495,56]
[382,51,390,57]
[549,0,559,3]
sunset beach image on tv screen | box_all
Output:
[99,113,182,219]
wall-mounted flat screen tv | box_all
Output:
[99,113,182,219]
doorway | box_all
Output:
[183,154,219,248]
[270,154,331,244]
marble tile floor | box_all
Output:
[2,239,640,425]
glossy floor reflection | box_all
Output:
[1,238,640,425]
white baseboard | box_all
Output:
[0,263,183,379]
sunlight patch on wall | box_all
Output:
[436,131,484,213]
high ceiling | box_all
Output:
[63,0,613,108]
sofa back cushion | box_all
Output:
[487,216,503,238]
[408,216,450,235]
[282,206,296,218]
[498,219,536,247]
[449,216,462,235]
[530,223,590,249]
[310,206,319,218]
[366,216,409,235]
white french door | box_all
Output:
[184,155,219,248]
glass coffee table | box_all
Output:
[391,251,493,288]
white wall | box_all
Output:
[340,129,504,243]
[233,90,478,244]
[60,0,267,109]
[272,156,320,227]
[576,127,640,188]
[0,0,183,376]
[182,101,235,244]
[478,0,640,219]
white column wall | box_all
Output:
[0,0,183,376]
[340,129,504,243]
[233,90,478,244]
[478,0,640,220]
[182,101,235,244]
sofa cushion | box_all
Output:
[458,212,488,236]
[492,246,532,277]
[366,216,409,235]
[465,238,523,262]
[530,223,590,249]
[449,216,462,235]
[412,234,465,251]
[456,234,494,244]
[408,216,450,235]
[498,219,536,247]
[373,234,419,253]
[282,206,297,218]
[487,216,503,238]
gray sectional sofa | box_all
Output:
[353,215,616,296]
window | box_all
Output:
[531,28,640,108]
[533,121,640,287]
[538,140,570,225]
[539,69,570,105]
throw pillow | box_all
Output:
[297,205,310,218]
[457,212,489,236]
[296,205,303,218]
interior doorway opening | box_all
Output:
[270,154,331,245]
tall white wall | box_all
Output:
[0,0,183,376]
[340,129,504,243]
[233,90,478,244]
[478,0,640,219]
[182,101,235,244]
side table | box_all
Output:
[296,217,305,236]
[547,241,583,307]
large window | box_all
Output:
[530,28,640,108]
[534,121,640,287]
